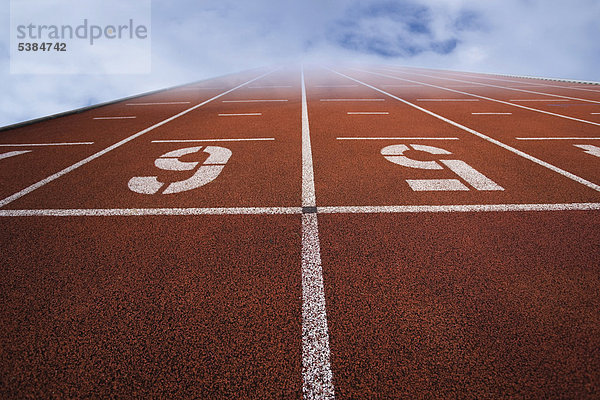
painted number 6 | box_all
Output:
[128,146,232,195]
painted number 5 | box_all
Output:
[381,144,504,191]
[128,146,232,195]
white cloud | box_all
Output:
[1,0,599,127]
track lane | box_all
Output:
[306,67,600,207]
[0,69,271,205]
[2,68,300,210]
[338,67,600,189]
[394,66,600,96]
[0,214,303,398]
[384,66,600,103]
[0,69,277,209]
[319,211,600,399]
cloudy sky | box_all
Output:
[1,0,599,127]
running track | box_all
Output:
[1,65,599,399]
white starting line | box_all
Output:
[93,116,136,120]
[314,84,358,88]
[516,137,600,141]
[218,113,262,117]
[381,84,423,88]
[222,99,288,103]
[175,87,223,91]
[320,99,385,102]
[2,203,600,217]
[151,138,275,143]
[347,112,389,115]
[336,137,459,141]
[472,112,513,115]
[247,85,293,89]
[126,102,191,106]
[510,99,570,102]
[0,142,95,147]
[417,99,479,102]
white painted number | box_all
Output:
[128,146,232,194]
[0,150,31,161]
[574,144,600,158]
[381,144,504,191]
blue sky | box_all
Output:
[1,0,600,127]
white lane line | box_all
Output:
[152,138,275,143]
[337,137,459,140]
[175,87,222,91]
[302,67,317,208]
[320,99,385,102]
[407,68,600,93]
[126,102,191,106]
[2,203,600,217]
[354,68,600,127]
[417,99,479,102]
[222,99,288,103]
[472,113,512,115]
[301,65,335,400]
[445,85,490,88]
[302,213,335,400]
[380,67,600,104]
[381,84,423,87]
[247,85,292,88]
[347,112,389,115]
[314,84,358,88]
[0,69,277,209]
[509,99,569,102]
[330,68,600,192]
[93,116,136,120]
[0,207,302,217]
[516,137,600,140]
[0,142,94,147]
[318,203,600,214]
[218,113,262,116]
[0,150,31,160]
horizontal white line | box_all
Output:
[151,138,275,143]
[0,142,94,147]
[247,85,292,88]
[126,102,191,106]
[2,203,599,217]
[318,203,600,214]
[222,99,288,103]
[516,137,600,140]
[592,113,600,115]
[336,137,459,140]
[417,99,479,102]
[347,112,389,115]
[218,113,262,116]
[445,85,489,88]
[509,99,568,102]
[0,207,302,217]
[471,112,513,115]
[175,87,222,91]
[314,85,358,88]
[93,116,136,120]
[381,84,423,87]
[320,98,385,102]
